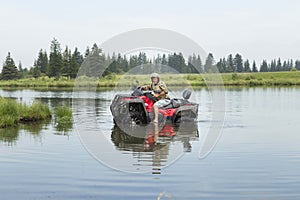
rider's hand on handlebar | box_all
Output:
[154,93,160,98]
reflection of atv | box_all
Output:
[110,124,167,152]
[110,86,198,125]
[111,122,199,152]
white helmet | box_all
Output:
[150,73,160,79]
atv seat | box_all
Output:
[162,98,187,109]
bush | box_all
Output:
[0,115,16,128]
[20,101,52,121]
[0,97,51,128]
[55,106,73,132]
[0,98,19,127]
[291,67,297,72]
[231,73,239,80]
[55,106,72,119]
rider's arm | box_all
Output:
[154,82,168,98]
[159,82,168,94]
[141,85,151,90]
[154,91,166,98]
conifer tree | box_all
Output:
[48,38,63,78]
[1,52,19,80]
[252,61,258,72]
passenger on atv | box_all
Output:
[141,73,170,124]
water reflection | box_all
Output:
[54,121,73,133]
[0,127,19,145]
[111,122,199,174]
[0,119,51,146]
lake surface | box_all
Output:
[1,87,300,199]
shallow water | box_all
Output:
[1,87,300,199]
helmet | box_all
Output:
[150,73,160,79]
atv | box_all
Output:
[110,85,198,126]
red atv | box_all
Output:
[110,85,198,125]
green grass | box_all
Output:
[1,71,300,88]
[55,106,73,132]
[55,106,72,119]
[0,97,52,128]
[20,101,52,122]
[0,98,20,127]
[220,71,300,86]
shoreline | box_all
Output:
[0,71,300,88]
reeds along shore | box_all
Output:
[0,97,74,129]
[0,98,52,128]
[0,72,300,88]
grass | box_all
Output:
[0,97,21,127]
[0,76,74,88]
[0,97,52,128]
[20,101,52,122]
[0,97,74,131]
[104,71,300,87]
[55,106,73,132]
[1,71,300,88]
[219,71,300,86]
[55,106,72,118]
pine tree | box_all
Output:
[155,54,162,64]
[84,43,106,77]
[36,49,48,74]
[270,59,276,72]
[69,53,80,78]
[287,59,293,71]
[161,54,167,65]
[204,53,214,73]
[73,47,83,66]
[23,67,29,77]
[84,46,90,58]
[42,51,49,74]
[189,54,202,73]
[226,54,234,72]
[252,61,258,72]
[295,60,300,70]
[33,66,41,78]
[1,52,19,80]
[187,55,193,73]
[168,53,187,73]
[260,60,269,72]
[61,46,71,77]
[283,60,288,71]
[48,38,63,78]
[244,59,251,72]
[138,52,148,65]
[129,55,139,70]
[18,61,23,78]
[216,58,226,73]
[276,58,282,71]
[122,55,129,72]
[234,53,244,72]
[197,55,204,73]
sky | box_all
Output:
[0,0,300,69]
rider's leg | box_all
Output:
[153,104,158,123]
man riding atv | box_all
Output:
[141,73,170,123]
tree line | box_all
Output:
[1,38,300,80]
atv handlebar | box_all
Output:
[131,87,157,102]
